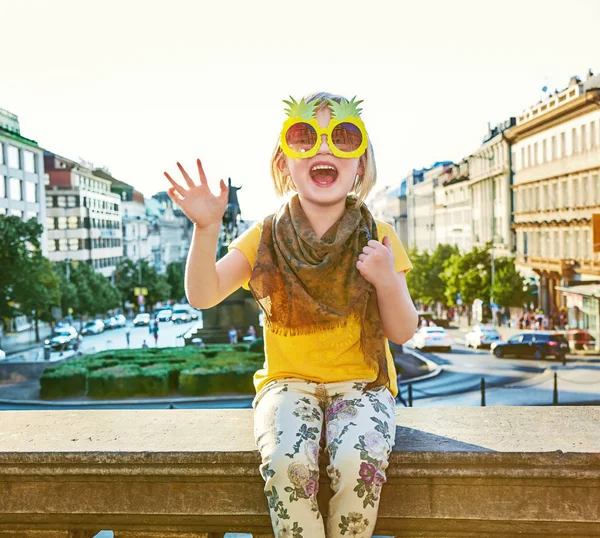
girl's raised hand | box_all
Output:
[164,159,228,230]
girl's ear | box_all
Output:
[277,153,290,175]
[357,155,366,176]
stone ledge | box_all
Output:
[0,407,598,537]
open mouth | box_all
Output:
[309,163,339,186]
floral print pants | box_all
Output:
[253,378,397,538]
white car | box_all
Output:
[114,314,127,328]
[156,309,172,322]
[81,319,105,335]
[410,327,453,352]
[465,325,502,349]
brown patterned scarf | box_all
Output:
[248,193,389,391]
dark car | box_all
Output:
[44,326,81,351]
[491,332,569,360]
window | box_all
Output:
[527,145,532,168]
[584,229,590,260]
[595,174,600,205]
[67,195,77,208]
[7,145,19,169]
[9,177,21,201]
[591,122,597,148]
[47,217,55,230]
[533,142,538,166]
[562,181,569,208]
[0,143,3,165]
[561,132,567,158]
[24,181,37,203]
[582,175,589,205]
[57,196,66,208]
[542,139,547,163]
[68,238,78,251]
[11,209,22,218]
[24,211,37,222]
[48,240,56,253]
[58,239,68,251]
[0,175,4,198]
[551,136,557,160]
[57,217,67,230]
[572,128,579,154]
[46,196,54,208]
[581,124,587,152]
[23,151,35,173]
[67,216,78,229]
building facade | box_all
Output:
[506,72,600,324]
[44,153,123,278]
[469,118,516,259]
[93,169,151,266]
[367,180,408,244]
[407,162,452,251]
[434,160,472,251]
[0,108,48,255]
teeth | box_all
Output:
[311,164,337,172]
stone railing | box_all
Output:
[0,407,598,537]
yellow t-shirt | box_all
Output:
[228,219,412,397]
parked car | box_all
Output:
[81,319,105,336]
[114,314,127,328]
[133,313,151,326]
[171,308,191,324]
[190,309,200,321]
[465,325,502,349]
[0,349,5,360]
[410,326,453,352]
[491,332,569,360]
[156,309,172,322]
[103,317,118,330]
[44,326,81,351]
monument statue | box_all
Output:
[220,178,242,248]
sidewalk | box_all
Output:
[1,323,53,356]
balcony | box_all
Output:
[0,407,598,537]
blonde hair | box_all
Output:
[270,91,377,206]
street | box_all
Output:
[402,327,600,407]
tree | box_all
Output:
[166,261,186,302]
[491,258,532,308]
[114,259,171,312]
[406,244,459,308]
[0,215,45,320]
[442,245,492,307]
[15,256,60,341]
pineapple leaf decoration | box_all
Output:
[282,96,319,120]
[326,96,364,120]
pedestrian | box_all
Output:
[164,92,418,537]
[142,339,149,349]
[247,325,256,341]
[125,329,131,348]
[153,321,159,347]
[228,326,238,344]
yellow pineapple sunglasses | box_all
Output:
[280,96,369,159]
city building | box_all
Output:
[506,71,600,339]
[469,118,516,259]
[407,162,452,251]
[44,152,123,278]
[93,168,151,267]
[367,180,408,244]
[0,107,48,255]
[434,159,472,251]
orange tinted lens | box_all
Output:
[331,122,363,152]
[285,122,317,153]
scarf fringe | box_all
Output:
[264,314,357,337]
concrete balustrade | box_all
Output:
[0,407,598,537]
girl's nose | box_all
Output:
[317,134,331,154]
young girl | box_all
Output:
[164,92,418,538]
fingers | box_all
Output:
[177,162,196,189]
[382,236,392,251]
[164,171,186,196]
[166,187,183,205]
[196,158,208,186]
[218,178,228,199]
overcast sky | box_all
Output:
[2,0,599,220]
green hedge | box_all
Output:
[40,366,87,399]
[39,346,264,399]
